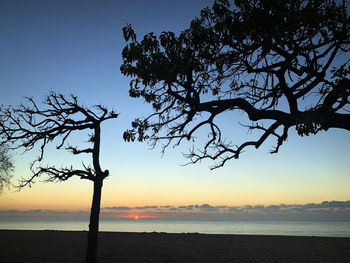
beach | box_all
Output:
[1,230,350,262]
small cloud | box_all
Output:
[227,206,241,212]
[215,206,229,210]
[198,204,218,211]
[178,205,194,210]
[29,209,51,213]
[134,206,158,210]
[103,206,132,210]
[159,205,173,209]
[266,205,281,211]
[321,200,350,208]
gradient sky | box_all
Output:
[0,0,349,219]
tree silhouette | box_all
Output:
[0,143,14,193]
[0,93,118,263]
[121,0,350,169]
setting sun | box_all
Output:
[134,215,139,220]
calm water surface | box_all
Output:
[1,217,350,237]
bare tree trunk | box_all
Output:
[85,178,103,263]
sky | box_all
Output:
[0,0,349,221]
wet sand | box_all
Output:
[1,230,350,262]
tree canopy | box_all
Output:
[121,0,350,168]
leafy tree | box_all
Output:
[0,143,14,193]
[121,0,350,168]
[0,93,118,263]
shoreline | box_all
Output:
[1,227,350,238]
[1,230,350,262]
[1,219,349,239]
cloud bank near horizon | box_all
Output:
[1,201,350,221]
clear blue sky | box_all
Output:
[1,0,349,220]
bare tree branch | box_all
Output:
[0,92,118,187]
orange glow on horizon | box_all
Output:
[111,214,158,220]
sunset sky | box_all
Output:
[1,0,349,220]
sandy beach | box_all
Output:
[1,230,350,262]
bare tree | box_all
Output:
[0,93,118,263]
[121,0,350,169]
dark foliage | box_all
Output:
[0,144,14,193]
[121,0,350,168]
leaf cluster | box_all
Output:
[121,0,350,168]
[0,144,14,193]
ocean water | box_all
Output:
[1,217,350,237]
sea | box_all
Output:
[1,218,350,237]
